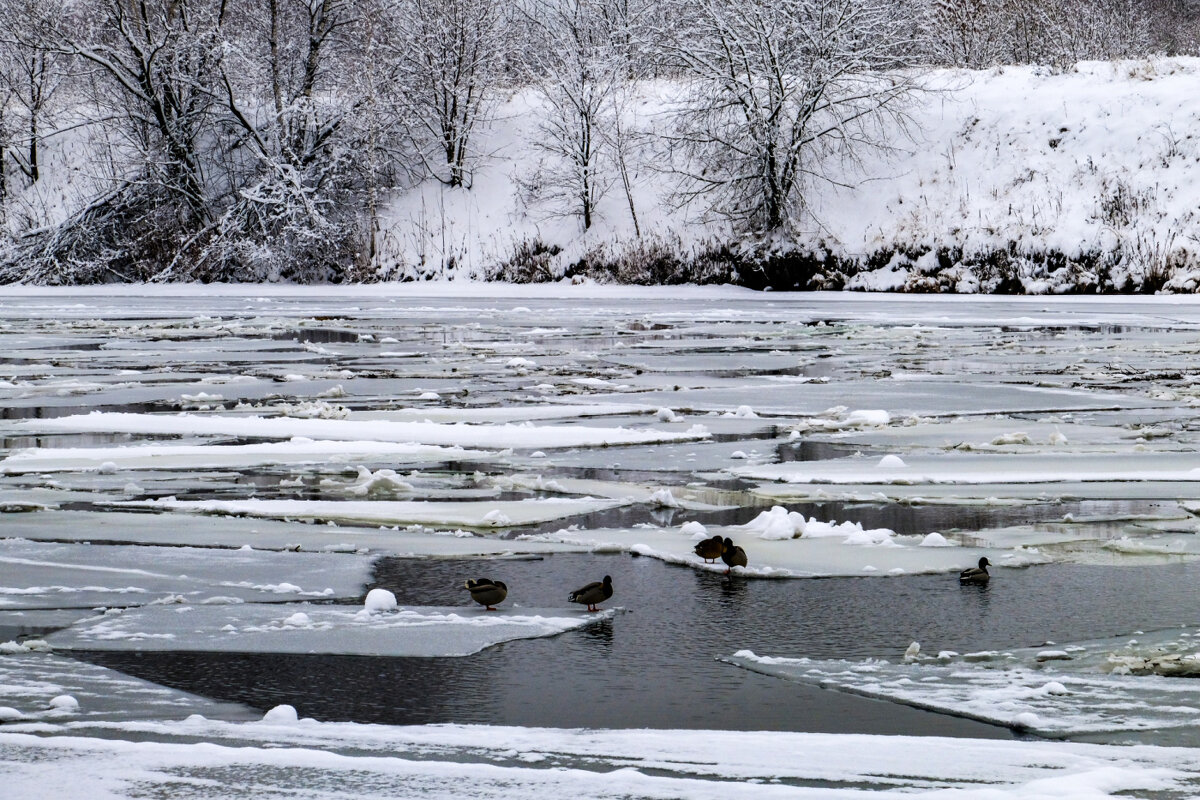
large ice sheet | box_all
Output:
[115,496,631,528]
[526,514,1043,578]
[0,439,496,473]
[0,650,255,723]
[0,510,591,556]
[726,625,1200,741]
[0,539,372,608]
[583,378,1158,417]
[4,719,1200,799]
[731,452,1200,485]
[13,411,711,450]
[45,603,616,657]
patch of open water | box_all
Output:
[70,552,1200,742]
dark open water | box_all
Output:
[73,552,1200,740]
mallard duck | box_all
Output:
[568,575,613,612]
[465,578,507,610]
[693,535,726,563]
[720,537,748,574]
[958,557,990,585]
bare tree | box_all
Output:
[517,0,625,230]
[667,0,921,234]
[61,0,227,225]
[929,0,1002,67]
[381,0,508,188]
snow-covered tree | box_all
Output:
[0,0,68,187]
[929,0,1002,67]
[381,0,508,188]
[517,0,626,230]
[667,0,921,234]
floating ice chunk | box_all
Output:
[48,694,79,711]
[282,613,311,627]
[482,509,514,526]
[656,407,682,422]
[507,357,537,369]
[1040,681,1070,695]
[649,488,681,508]
[920,532,952,547]
[262,704,299,724]
[0,707,22,721]
[417,392,440,400]
[744,506,806,540]
[1036,650,1072,661]
[724,405,758,418]
[1013,712,1040,728]
[0,639,51,654]
[877,454,906,468]
[364,588,397,614]
[846,409,889,426]
[731,450,749,459]
[97,462,119,475]
[990,432,1031,445]
[680,521,708,539]
[344,467,415,497]
[263,583,303,594]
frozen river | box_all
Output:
[6,286,1200,798]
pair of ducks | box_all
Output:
[465,575,614,612]
[693,534,748,574]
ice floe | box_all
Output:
[4,720,1200,799]
[0,439,495,473]
[726,625,1200,741]
[45,603,616,657]
[115,496,631,529]
[13,411,711,450]
[0,539,371,610]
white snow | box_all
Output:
[363,588,397,614]
[3,721,1200,799]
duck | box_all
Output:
[720,537,748,574]
[693,535,726,563]
[958,557,990,585]
[568,575,613,612]
[465,578,508,610]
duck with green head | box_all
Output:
[958,557,990,585]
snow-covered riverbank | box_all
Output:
[381,59,1200,293]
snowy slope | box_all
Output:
[378,59,1200,291]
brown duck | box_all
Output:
[721,537,748,574]
[465,578,508,610]
[693,535,726,563]
[568,575,613,612]
[958,557,990,585]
